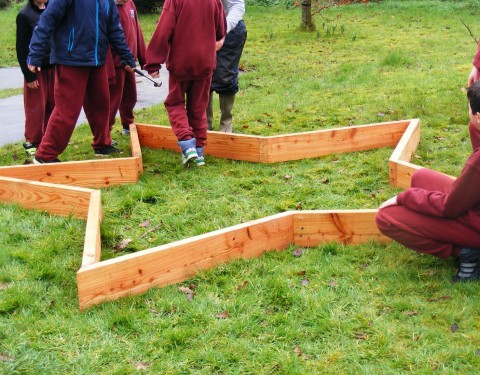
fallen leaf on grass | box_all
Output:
[215,311,229,319]
[139,220,151,228]
[114,238,132,252]
[178,286,195,301]
[293,346,302,357]
[0,282,9,291]
[451,323,459,333]
[0,353,15,362]
[237,281,249,290]
[353,331,369,340]
[297,270,306,276]
[328,280,337,287]
[404,310,418,316]
[300,279,309,286]
[135,362,151,370]
[476,349,480,356]
[284,174,292,180]
[293,248,303,257]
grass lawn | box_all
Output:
[1,1,480,373]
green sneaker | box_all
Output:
[23,142,37,158]
[181,147,198,165]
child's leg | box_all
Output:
[185,77,211,148]
[164,76,195,141]
[469,121,480,150]
[375,205,480,259]
[119,70,137,129]
[108,66,126,130]
[36,65,89,160]
[23,70,52,145]
[83,65,112,150]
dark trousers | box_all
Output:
[164,75,211,148]
[23,68,55,145]
[109,67,137,130]
[210,20,247,95]
[376,169,480,259]
[36,65,112,160]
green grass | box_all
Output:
[0,87,22,99]
[1,1,480,373]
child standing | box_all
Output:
[27,0,136,163]
[16,0,55,158]
[145,0,226,166]
[107,0,147,136]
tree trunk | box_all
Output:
[301,0,313,30]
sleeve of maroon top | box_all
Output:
[215,0,227,41]
[397,151,480,218]
[473,42,480,69]
[133,3,147,69]
[144,0,176,73]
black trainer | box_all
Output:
[452,247,480,282]
[33,157,61,164]
[94,146,123,157]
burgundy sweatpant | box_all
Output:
[109,67,137,130]
[23,68,55,145]
[164,76,211,148]
[36,65,112,160]
[469,121,480,150]
[376,169,480,259]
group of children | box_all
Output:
[17,1,480,282]
[18,0,245,167]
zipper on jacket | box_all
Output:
[68,28,75,53]
[95,0,99,65]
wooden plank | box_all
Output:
[389,118,420,163]
[265,121,411,163]
[0,158,141,188]
[77,212,294,309]
[82,190,103,267]
[293,210,390,246]
[129,123,144,176]
[389,160,423,189]
[136,123,263,162]
[0,176,93,219]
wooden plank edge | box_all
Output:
[0,157,141,188]
[389,118,420,163]
[0,175,94,219]
[76,211,294,310]
[81,190,103,267]
[292,209,391,246]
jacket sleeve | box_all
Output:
[134,5,147,69]
[144,0,176,73]
[28,0,70,67]
[16,12,37,82]
[216,0,227,41]
[397,153,480,218]
[107,0,136,67]
[225,0,245,34]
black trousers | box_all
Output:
[210,20,247,95]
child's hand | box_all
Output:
[216,37,225,51]
[27,65,40,73]
[150,71,160,79]
[125,65,134,73]
[378,195,398,209]
[26,80,40,89]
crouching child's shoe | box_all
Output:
[452,247,480,282]
[178,138,198,166]
[195,147,205,166]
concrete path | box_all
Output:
[0,67,169,147]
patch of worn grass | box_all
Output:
[1,1,480,373]
[0,88,22,99]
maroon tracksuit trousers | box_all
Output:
[23,68,55,145]
[164,76,211,147]
[36,65,112,160]
[109,67,136,130]
[376,169,480,259]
